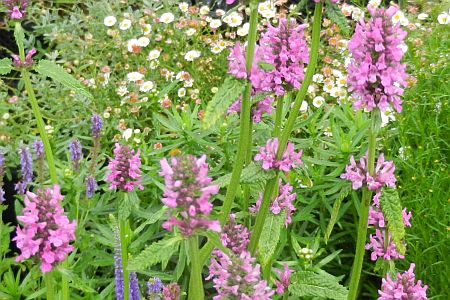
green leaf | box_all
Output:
[0,58,12,75]
[289,271,348,300]
[118,192,138,221]
[379,188,406,255]
[128,236,182,272]
[257,61,275,71]
[133,207,167,236]
[213,162,276,187]
[258,212,285,265]
[325,186,351,243]
[325,3,351,36]
[14,23,25,52]
[34,60,93,99]
[202,77,246,129]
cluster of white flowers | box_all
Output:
[258,1,276,19]
[222,11,243,27]
[184,50,201,61]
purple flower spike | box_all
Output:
[207,250,274,299]
[33,140,45,160]
[347,6,408,113]
[365,229,404,261]
[147,277,163,297]
[13,185,76,273]
[4,0,28,20]
[159,155,220,237]
[341,153,396,191]
[275,264,293,295]
[91,115,103,139]
[69,139,82,171]
[85,176,97,199]
[378,264,428,300]
[15,146,33,194]
[220,214,250,254]
[113,226,124,300]
[129,272,141,300]
[106,144,143,193]
[254,138,302,173]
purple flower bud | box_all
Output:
[12,48,36,68]
[4,0,28,21]
[147,277,163,297]
[91,115,103,139]
[220,214,250,254]
[129,272,141,300]
[68,139,82,171]
[378,264,427,300]
[33,140,45,160]
[85,176,97,199]
[16,146,33,194]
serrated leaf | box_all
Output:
[379,188,406,255]
[202,77,246,129]
[213,162,276,187]
[133,207,167,235]
[14,24,25,50]
[258,212,285,265]
[289,271,348,300]
[34,60,93,99]
[325,186,351,243]
[0,58,12,75]
[326,3,351,36]
[128,236,182,272]
[118,192,138,221]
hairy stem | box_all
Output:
[347,111,379,300]
[119,216,129,300]
[188,235,204,300]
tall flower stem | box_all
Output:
[347,111,379,300]
[119,195,130,300]
[15,22,68,299]
[273,95,284,138]
[188,235,204,300]
[199,0,259,265]
[44,272,55,300]
[248,2,323,255]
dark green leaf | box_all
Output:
[213,162,276,187]
[289,270,348,300]
[325,186,351,243]
[202,77,246,129]
[258,212,285,265]
[34,60,93,99]
[379,188,406,255]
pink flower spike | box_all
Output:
[378,264,428,300]
[106,143,143,193]
[13,185,76,273]
[275,264,293,295]
[254,138,302,173]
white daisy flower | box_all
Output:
[117,86,128,96]
[160,12,175,24]
[417,13,428,20]
[140,81,154,92]
[104,16,117,27]
[200,6,210,15]
[300,100,308,112]
[312,74,324,83]
[258,1,276,19]
[184,50,201,61]
[138,37,150,47]
[178,88,186,97]
[313,96,325,108]
[179,2,189,13]
[127,39,140,52]
[209,19,222,29]
[237,23,250,36]
[119,19,132,30]
[122,128,133,141]
[127,72,144,82]
[142,24,152,35]
[148,49,161,60]
[437,11,450,25]
[186,28,196,36]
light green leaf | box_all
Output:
[128,236,182,272]
[213,162,276,187]
[202,77,246,129]
[133,207,167,235]
[257,61,275,71]
[0,58,12,75]
[325,186,351,243]
[379,188,406,255]
[258,212,285,265]
[34,60,93,99]
[289,270,348,300]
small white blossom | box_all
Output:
[148,49,161,60]
[200,6,210,15]
[140,81,154,92]
[119,19,132,30]
[178,88,186,97]
[209,19,222,29]
[313,96,325,108]
[138,37,150,47]
[104,16,117,27]
[160,12,175,24]
[184,50,201,61]
[127,72,144,82]
[179,2,189,13]
[237,23,250,36]
[123,128,133,141]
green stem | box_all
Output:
[188,235,204,300]
[347,111,379,300]
[273,96,284,138]
[282,292,289,300]
[44,272,55,300]
[15,22,68,299]
[199,0,259,266]
[248,2,323,256]
[120,217,129,300]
